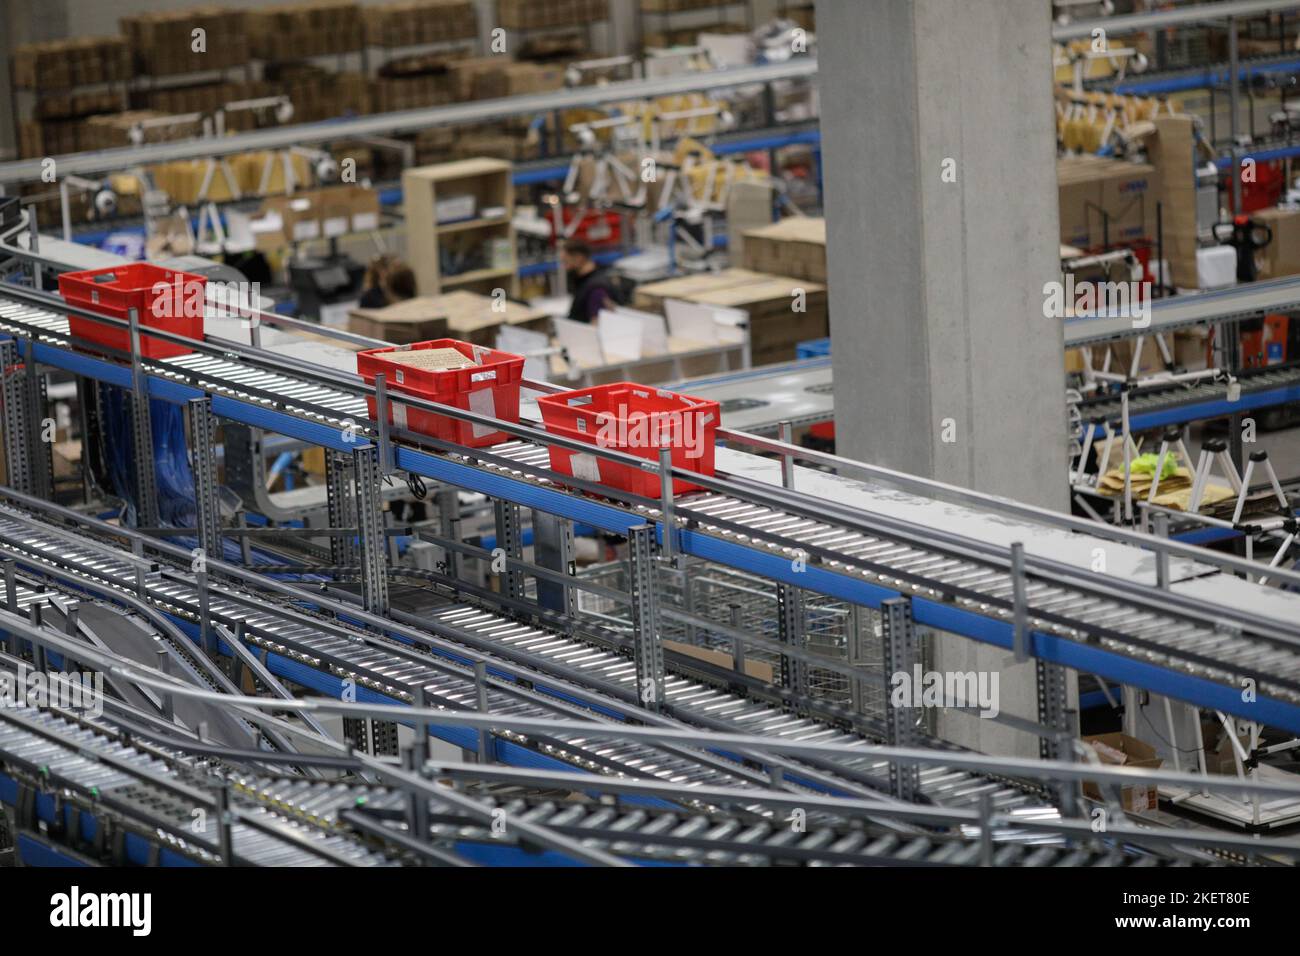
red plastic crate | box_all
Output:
[58,263,207,360]
[551,208,622,249]
[536,382,720,497]
[356,338,525,448]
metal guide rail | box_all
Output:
[0,502,1048,816]
[4,282,1300,737]
[1078,364,1300,430]
[0,703,397,867]
[1063,277,1300,347]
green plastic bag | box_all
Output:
[1130,452,1177,480]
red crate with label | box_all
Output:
[356,338,525,448]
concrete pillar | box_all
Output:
[816,0,1068,757]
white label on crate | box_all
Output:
[293,221,321,241]
[470,370,496,383]
[392,402,407,430]
[395,369,405,384]
[323,215,349,238]
[468,386,497,439]
[352,213,379,231]
[569,452,600,483]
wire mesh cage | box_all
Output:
[575,555,896,721]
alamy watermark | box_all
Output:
[0,665,104,718]
[594,405,708,460]
[150,276,262,329]
[890,665,1000,718]
[50,886,151,936]
[1043,274,1151,329]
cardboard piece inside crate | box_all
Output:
[377,346,476,371]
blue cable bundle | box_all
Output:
[100,385,195,529]
[98,384,305,571]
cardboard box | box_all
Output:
[434,291,550,345]
[1200,717,1254,775]
[1104,336,1164,377]
[1143,115,1200,288]
[246,2,362,59]
[363,0,477,47]
[122,8,249,76]
[352,293,546,346]
[1082,732,1163,812]
[347,298,451,343]
[1252,206,1300,279]
[741,217,827,283]
[1173,327,1210,370]
[473,63,566,100]
[635,269,827,365]
[12,37,129,90]
[1057,157,1155,250]
[497,0,609,30]
[640,0,720,11]
[631,268,768,313]
[449,57,509,101]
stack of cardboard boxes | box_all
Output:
[633,268,829,366]
[347,292,548,345]
[371,53,467,113]
[362,0,478,47]
[142,80,268,125]
[431,60,568,161]
[740,217,827,284]
[472,62,567,100]
[497,0,609,29]
[12,37,132,159]
[267,64,370,123]
[31,90,128,123]
[82,111,204,152]
[122,8,250,75]
[11,37,131,89]
[642,22,747,48]
[246,1,363,60]
[250,185,382,249]
[640,0,727,11]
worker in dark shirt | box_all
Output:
[359,255,416,309]
[562,239,617,323]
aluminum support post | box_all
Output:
[629,524,665,714]
[881,597,922,802]
[188,398,223,562]
[127,308,160,529]
[493,498,525,601]
[353,445,389,616]
[325,450,357,567]
[532,509,576,614]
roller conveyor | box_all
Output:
[1078,365,1300,431]
[4,242,1300,866]
[0,504,1047,815]
[0,704,398,866]
[3,282,1300,736]
[1063,277,1300,346]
